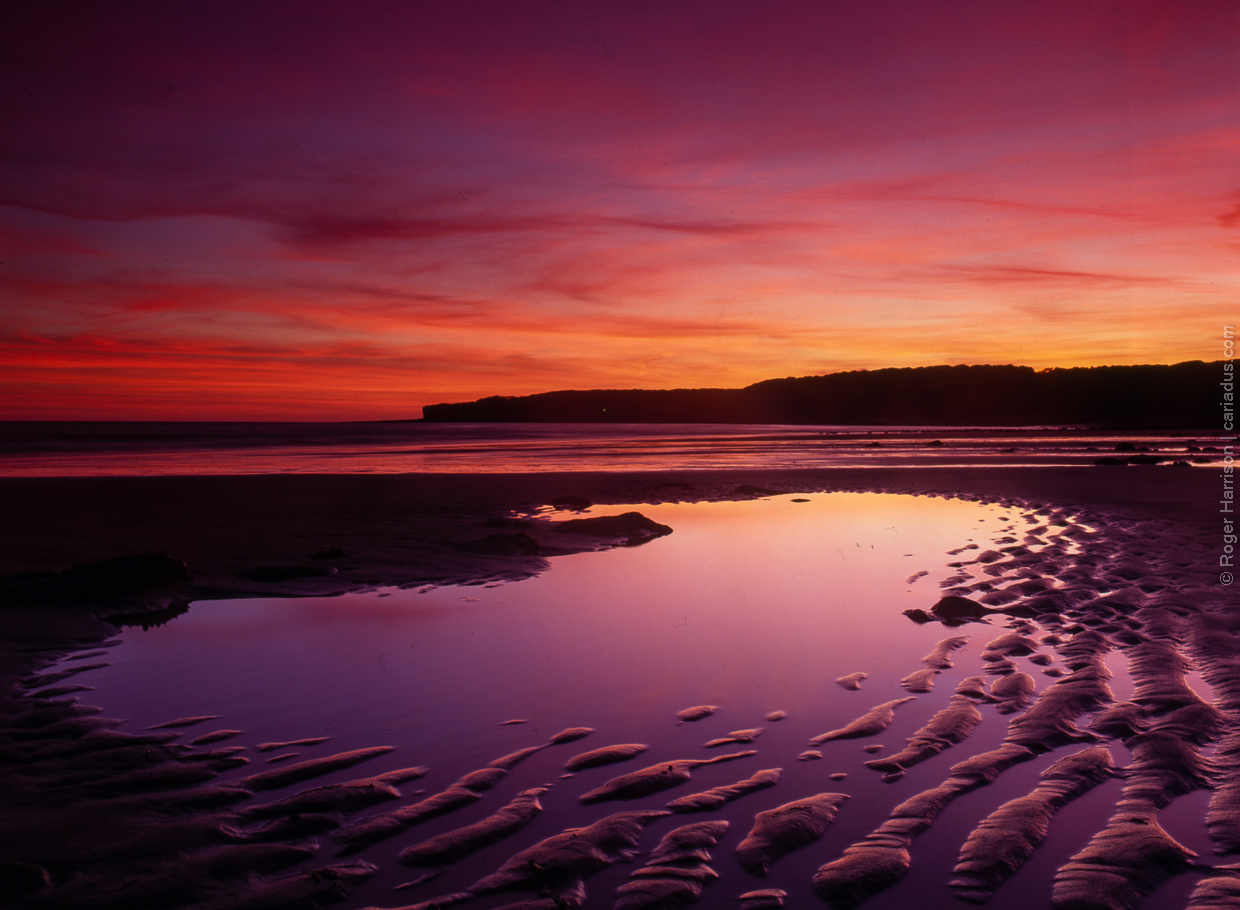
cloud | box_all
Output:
[943,264,1172,288]
[0,226,109,257]
[2,1,1238,417]
[1220,197,1240,228]
[919,195,1139,223]
[276,210,811,250]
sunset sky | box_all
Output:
[2,1,1237,420]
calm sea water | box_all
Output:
[0,421,1206,475]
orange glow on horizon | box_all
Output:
[2,2,1237,420]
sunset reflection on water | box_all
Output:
[75,492,1124,909]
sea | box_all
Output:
[0,420,1208,475]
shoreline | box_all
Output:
[2,464,1236,910]
[0,424,1225,479]
[0,465,1224,608]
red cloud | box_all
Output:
[2,1,1237,417]
[943,265,1172,288]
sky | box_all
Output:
[1,1,1237,420]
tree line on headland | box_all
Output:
[421,361,1223,427]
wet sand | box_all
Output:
[0,466,1221,605]
[0,463,1234,909]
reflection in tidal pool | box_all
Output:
[70,493,1207,909]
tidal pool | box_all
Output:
[63,492,1212,909]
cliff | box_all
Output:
[421,361,1222,427]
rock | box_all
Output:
[1051,812,1197,909]
[930,597,991,622]
[614,821,728,909]
[1004,636,1111,751]
[489,744,547,770]
[398,788,548,866]
[813,768,999,908]
[1208,732,1240,852]
[863,696,982,777]
[667,769,781,813]
[1128,639,1219,713]
[234,746,395,791]
[190,729,243,746]
[580,751,757,804]
[1189,869,1240,909]
[244,812,344,842]
[922,635,970,669]
[147,715,221,730]
[835,673,867,691]
[467,810,671,896]
[1088,702,1149,740]
[989,673,1036,714]
[813,745,1042,910]
[948,743,1037,785]
[677,705,718,723]
[333,765,507,854]
[243,766,428,819]
[949,747,1114,903]
[255,736,332,752]
[549,727,594,744]
[705,728,763,748]
[809,698,916,745]
[983,657,1017,676]
[736,793,849,876]
[1121,731,1213,810]
[565,743,649,772]
[739,888,788,908]
[554,512,672,545]
[981,632,1037,659]
[900,668,939,693]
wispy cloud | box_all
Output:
[2,1,1237,417]
[1219,196,1240,228]
[943,264,1173,288]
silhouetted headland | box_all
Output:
[422,361,1220,427]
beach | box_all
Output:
[1,461,1235,910]
[6,0,1234,904]
[0,464,1221,601]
